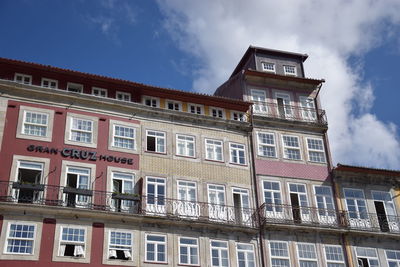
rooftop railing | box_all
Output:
[252,102,327,126]
[0,181,257,228]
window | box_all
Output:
[22,111,48,137]
[289,183,310,223]
[14,73,32,85]
[188,103,204,115]
[143,96,159,107]
[111,172,135,212]
[178,181,197,202]
[307,138,326,163]
[70,117,93,143]
[299,96,316,121]
[263,181,283,215]
[5,223,35,254]
[64,166,91,207]
[229,143,246,165]
[210,107,224,119]
[108,231,132,260]
[92,87,107,97]
[41,78,58,89]
[343,188,368,220]
[205,139,223,161]
[324,245,345,267]
[232,188,251,224]
[297,243,317,267]
[67,83,83,93]
[257,133,276,157]
[15,161,44,203]
[166,100,181,111]
[355,247,379,267]
[112,125,135,150]
[269,241,290,267]
[208,184,226,221]
[146,177,166,214]
[145,234,166,263]
[372,191,397,232]
[283,65,297,76]
[59,227,86,257]
[232,112,246,121]
[237,243,255,267]
[176,134,195,157]
[314,186,335,223]
[386,250,400,267]
[282,135,301,160]
[146,130,166,153]
[210,240,229,267]
[261,62,275,72]
[250,89,267,113]
[116,91,131,102]
[275,92,293,118]
[179,237,199,265]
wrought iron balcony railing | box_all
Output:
[0,182,257,228]
[259,203,400,234]
[252,102,327,125]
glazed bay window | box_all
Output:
[386,250,400,267]
[297,243,318,267]
[307,138,326,163]
[236,243,255,267]
[229,143,246,165]
[324,245,345,267]
[108,231,132,260]
[5,223,35,254]
[257,132,276,157]
[189,103,204,115]
[146,130,165,153]
[176,134,195,157]
[282,135,301,160]
[211,240,229,267]
[14,73,32,85]
[261,62,275,72]
[59,227,86,257]
[22,111,48,137]
[113,125,135,150]
[92,87,107,97]
[269,241,290,267]
[70,118,93,143]
[205,139,223,161]
[179,237,199,265]
[283,65,297,76]
[116,91,131,102]
[41,78,58,89]
[145,234,166,263]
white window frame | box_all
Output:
[236,243,255,267]
[210,240,229,267]
[65,113,98,148]
[296,243,318,267]
[313,185,336,224]
[324,245,345,267]
[282,135,301,160]
[257,132,277,158]
[146,177,166,215]
[70,117,93,143]
[146,130,166,154]
[355,247,380,267]
[176,134,195,158]
[299,96,317,121]
[166,100,182,111]
[58,226,87,258]
[178,237,199,266]
[269,241,291,267]
[177,180,197,202]
[107,230,133,261]
[261,62,275,73]
[229,142,246,165]
[283,65,297,76]
[116,91,131,102]
[17,106,54,142]
[41,78,58,89]
[343,188,369,220]
[188,103,204,115]
[92,87,108,97]
[143,96,159,108]
[111,171,135,212]
[250,89,267,113]
[112,124,136,151]
[205,138,224,162]
[14,73,32,85]
[4,222,36,255]
[67,82,83,93]
[385,250,400,267]
[22,110,49,137]
[262,180,283,216]
[145,233,167,263]
[306,138,326,163]
[231,111,246,121]
[210,107,225,119]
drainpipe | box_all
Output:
[247,105,266,267]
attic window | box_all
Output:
[261,62,275,72]
[283,65,297,76]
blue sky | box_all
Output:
[1,0,399,169]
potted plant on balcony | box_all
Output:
[111,192,140,201]
[63,187,93,196]
[12,181,45,191]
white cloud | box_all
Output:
[157,0,400,169]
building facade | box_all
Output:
[0,47,399,267]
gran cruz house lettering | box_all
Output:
[27,145,133,165]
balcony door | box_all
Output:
[15,161,43,203]
[208,184,228,221]
[232,188,250,225]
[112,172,135,212]
[275,92,292,119]
[314,186,337,225]
[299,96,317,121]
[344,188,370,229]
[250,89,267,113]
[65,167,90,207]
[177,181,199,218]
[146,177,166,215]
[262,181,284,220]
[289,183,310,223]
[372,191,398,232]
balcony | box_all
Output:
[0,181,257,228]
[252,101,327,126]
[259,203,400,234]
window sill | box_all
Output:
[144,261,168,265]
[229,162,248,167]
[145,150,167,155]
[175,154,196,159]
[205,159,224,163]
